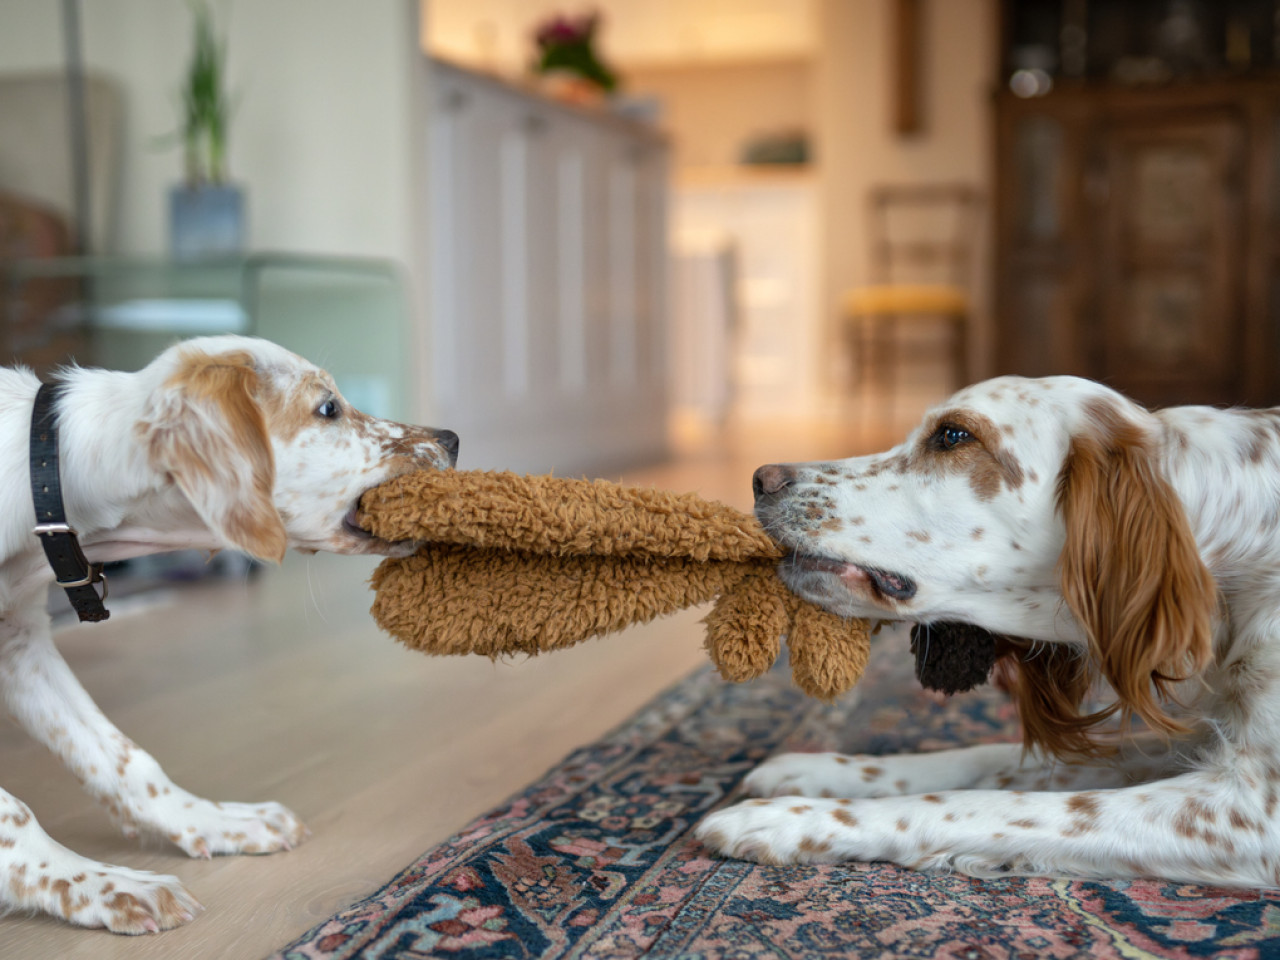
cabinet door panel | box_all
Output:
[1100,117,1244,404]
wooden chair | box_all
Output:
[844,183,981,423]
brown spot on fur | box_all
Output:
[1066,793,1101,819]
[833,809,858,827]
[148,350,288,562]
[904,410,1027,502]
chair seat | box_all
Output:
[843,284,969,318]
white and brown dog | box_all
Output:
[0,336,456,932]
[699,374,1280,888]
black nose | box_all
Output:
[434,429,460,465]
[753,463,796,503]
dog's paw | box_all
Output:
[19,862,202,934]
[163,799,310,858]
[695,799,854,865]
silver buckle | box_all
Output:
[34,522,76,537]
[56,566,107,595]
[56,570,99,588]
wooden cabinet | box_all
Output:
[427,60,670,474]
[994,82,1280,407]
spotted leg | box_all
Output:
[0,603,308,862]
[744,740,1183,800]
[697,769,1279,886]
[0,788,201,933]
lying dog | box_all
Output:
[698,374,1280,887]
[0,336,456,932]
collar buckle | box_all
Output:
[29,383,110,623]
[34,522,75,537]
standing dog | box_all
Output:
[0,336,456,932]
[699,374,1280,887]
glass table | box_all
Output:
[1,252,414,420]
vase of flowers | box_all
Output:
[531,12,618,104]
[166,1,245,259]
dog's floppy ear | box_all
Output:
[142,351,287,563]
[1054,398,1215,741]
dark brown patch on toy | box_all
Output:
[910,621,1002,695]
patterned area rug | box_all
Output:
[270,629,1280,959]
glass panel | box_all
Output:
[1015,115,1063,243]
[1132,145,1212,246]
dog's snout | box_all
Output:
[434,429,460,466]
[753,463,796,502]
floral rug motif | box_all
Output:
[269,628,1280,959]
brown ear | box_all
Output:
[1052,400,1215,746]
[144,352,287,563]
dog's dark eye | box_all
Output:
[316,398,341,420]
[935,424,972,450]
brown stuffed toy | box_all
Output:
[356,470,874,700]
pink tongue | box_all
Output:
[839,565,870,588]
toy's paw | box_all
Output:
[744,751,898,799]
[696,799,854,865]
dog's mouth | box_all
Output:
[783,553,917,603]
[343,504,375,539]
[343,493,418,556]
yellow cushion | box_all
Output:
[843,284,969,317]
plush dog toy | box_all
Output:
[357,470,874,700]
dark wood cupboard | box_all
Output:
[994,2,1280,406]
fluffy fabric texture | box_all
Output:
[360,470,873,700]
[909,621,1002,695]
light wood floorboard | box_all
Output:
[0,417,869,959]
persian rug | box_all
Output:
[270,629,1280,959]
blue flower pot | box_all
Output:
[169,183,246,259]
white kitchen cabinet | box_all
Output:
[427,59,670,474]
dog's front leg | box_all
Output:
[0,603,308,858]
[0,787,201,932]
[697,771,1276,886]
[743,740,1179,800]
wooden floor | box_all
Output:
[0,416,870,959]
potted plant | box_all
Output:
[166,0,244,259]
[530,12,618,104]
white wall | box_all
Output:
[0,0,424,259]
[815,0,996,386]
[0,0,435,418]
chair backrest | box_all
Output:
[866,183,981,288]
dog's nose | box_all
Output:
[434,429,460,466]
[753,463,796,502]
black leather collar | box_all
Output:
[29,383,109,622]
